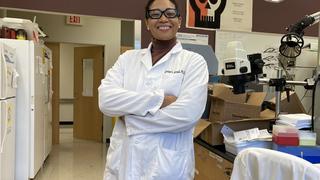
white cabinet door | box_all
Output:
[0,43,17,99]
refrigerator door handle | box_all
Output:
[12,68,19,89]
[45,74,50,104]
[0,101,8,154]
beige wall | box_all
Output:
[59,43,75,123]
[60,43,75,99]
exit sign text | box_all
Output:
[66,16,83,26]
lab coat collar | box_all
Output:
[140,41,183,70]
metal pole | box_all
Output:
[275,68,283,118]
[258,78,307,86]
[314,22,320,144]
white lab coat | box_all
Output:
[98,42,208,180]
[231,148,320,180]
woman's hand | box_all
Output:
[160,95,177,108]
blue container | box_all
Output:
[273,143,320,163]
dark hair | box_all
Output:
[145,0,180,19]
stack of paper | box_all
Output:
[277,113,311,129]
[221,125,272,144]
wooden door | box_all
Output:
[74,46,104,142]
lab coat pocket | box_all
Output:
[105,137,123,175]
[148,147,192,180]
[161,73,184,96]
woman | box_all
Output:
[98,0,208,179]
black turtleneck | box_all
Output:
[151,37,177,66]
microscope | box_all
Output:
[219,41,264,94]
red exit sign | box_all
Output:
[66,16,83,25]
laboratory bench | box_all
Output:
[194,137,320,180]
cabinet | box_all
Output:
[194,142,233,180]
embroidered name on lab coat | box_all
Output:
[164,70,185,75]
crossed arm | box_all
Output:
[98,52,208,135]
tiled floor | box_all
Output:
[35,127,107,180]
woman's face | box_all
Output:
[145,0,182,40]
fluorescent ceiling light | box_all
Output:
[264,0,285,3]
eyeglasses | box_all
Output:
[146,8,180,19]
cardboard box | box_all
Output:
[202,93,307,146]
[268,91,306,114]
[203,84,307,146]
[209,83,267,122]
[193,119,211,138]
[194,142,233,180]
[201,109,275,145]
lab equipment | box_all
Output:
[181,43,219,75]
[299,131,317,146]
[273,144,320,163]
[276,11,320,139]
[219,41,264,94]
[279,11,320,58]
[272,125,299,146]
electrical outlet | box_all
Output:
[310,43,319,52]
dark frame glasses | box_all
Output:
[146,8,180,19]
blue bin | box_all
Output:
[273,143,320,164]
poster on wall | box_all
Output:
[186,0,253,32]
[176,32,209,45]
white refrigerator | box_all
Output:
[0,39,52,180]
[0,43,18,180]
